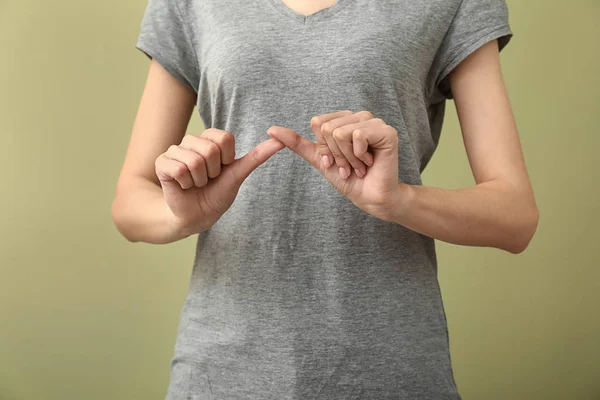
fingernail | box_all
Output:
[339,167,350,179]
[365,156,373,167]
[355,168,364,178]
[322,155,332,168]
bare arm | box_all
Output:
[112,59,285,244]
[111,59,196,244]
[389,40,539,254]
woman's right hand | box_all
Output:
[155,128,285,237]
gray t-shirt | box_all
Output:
[136,0,512,398]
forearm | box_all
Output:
[389,179,539,254]
[111,178,188,244]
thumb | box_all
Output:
[267,126,319,169]
[229,138,285,184]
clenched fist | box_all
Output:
[155,128,285,235]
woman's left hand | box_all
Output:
[267,111,412,221]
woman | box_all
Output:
[111,0,539,398]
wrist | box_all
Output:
[164,203,194,242]
[381,182,415,224]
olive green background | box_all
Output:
[1,0,598,399]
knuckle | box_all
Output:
[154,156,165,171]
[332,128,344,140]
[187,156,204,172]
[201,128,217,137]
[181,134,194,144]
[204,141,220,158]
[249,148,262,164]
[172,163,188,178]
[156,152,167,162]
[387,126,398,138]
[321,122,331,135]
[292,131,304,150]
[310,116,321,129]
[220,132,235,148]
[166,144,179,155]
[360,110,374,119]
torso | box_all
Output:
[158,0,501,398]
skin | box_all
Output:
[280,0,338,16]
[111,59,285,244]
[112,12,538,253]
[268,39,539,254]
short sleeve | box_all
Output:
[136,0,200,93]
[433,0,513,99]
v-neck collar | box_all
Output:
[266,0,351,24]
